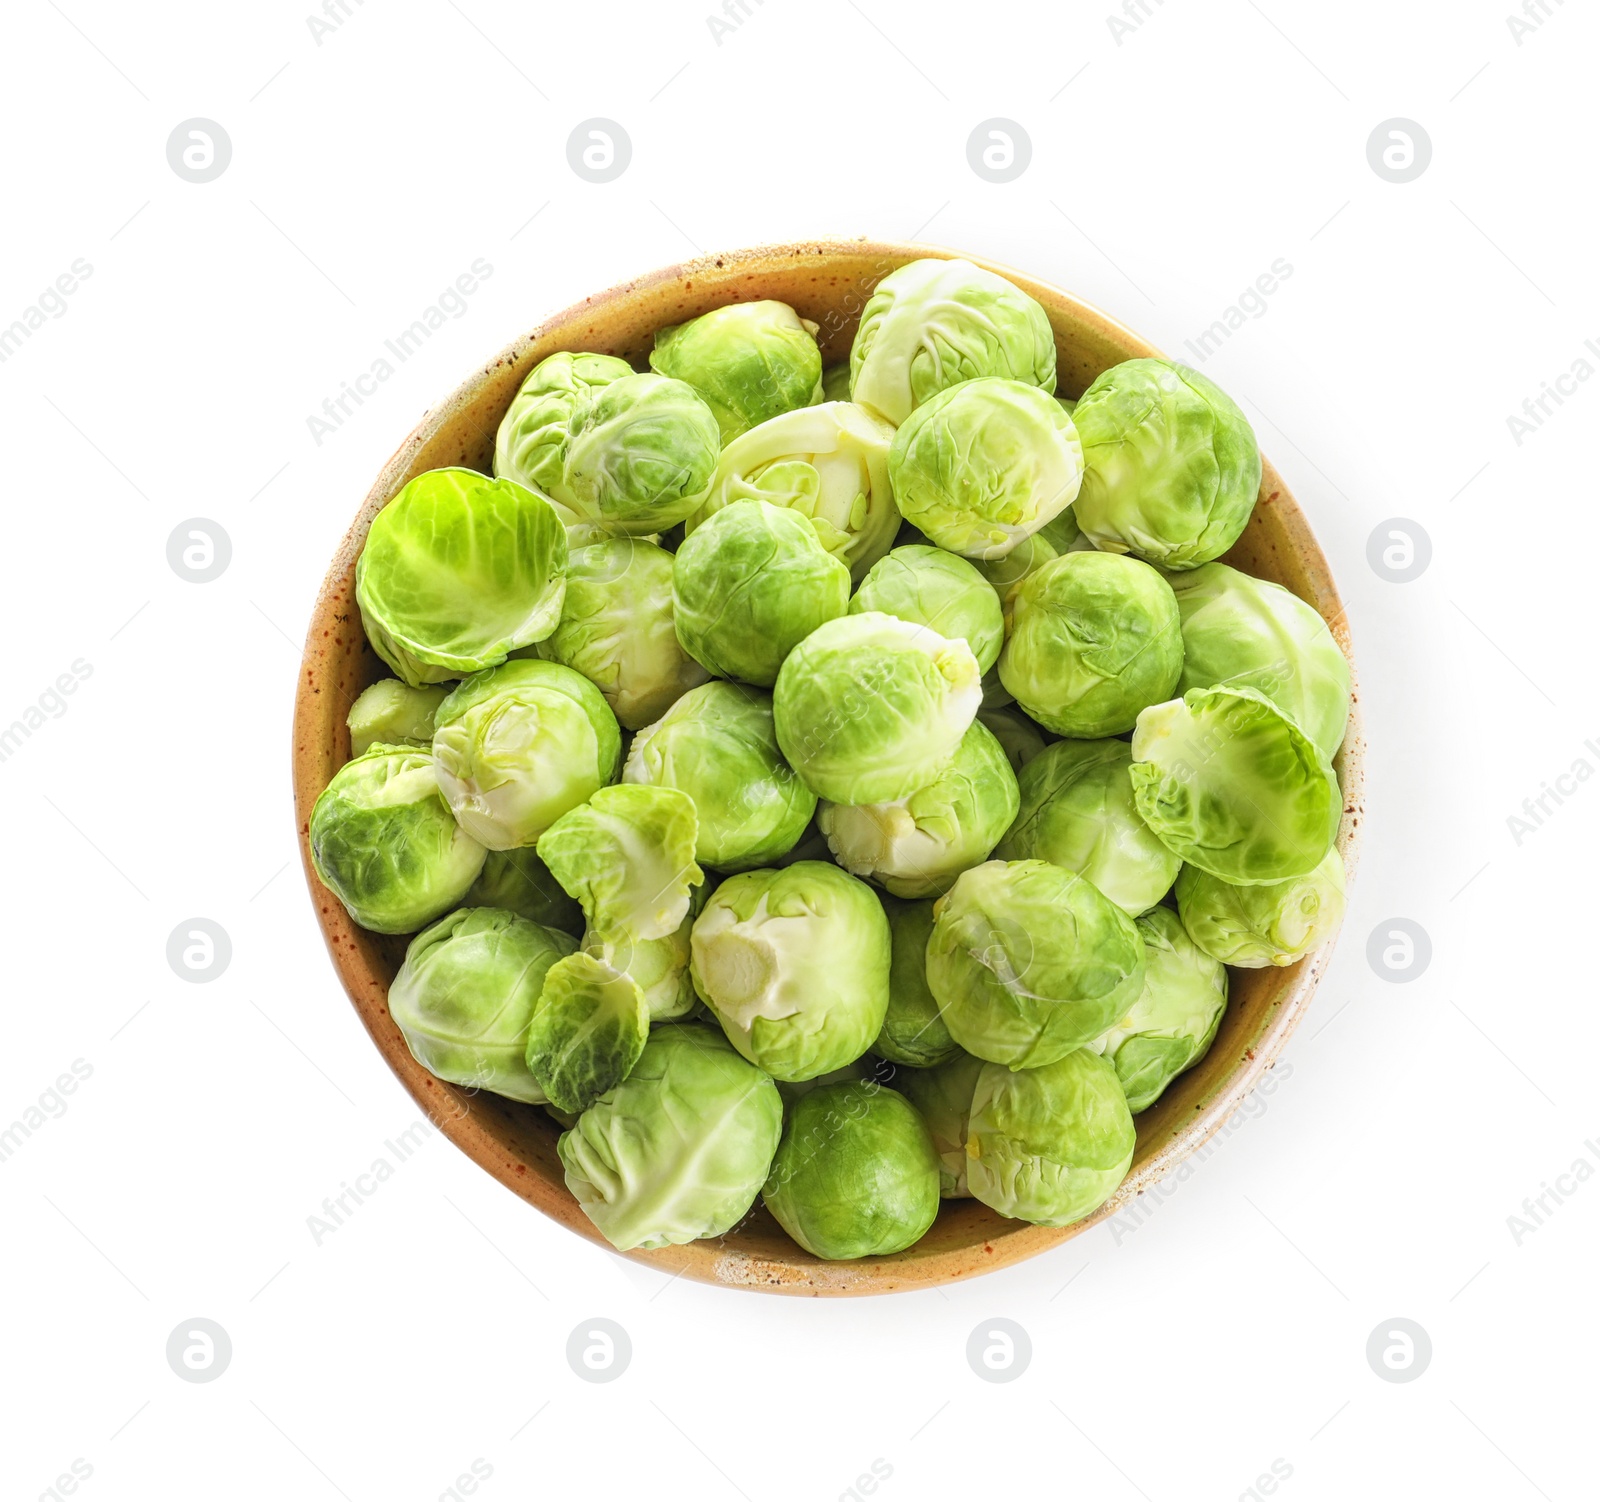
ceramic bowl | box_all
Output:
[292,239,1363,1295]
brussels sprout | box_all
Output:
[1130,685,1341,884]
[773,612,982,806]
[310,745,486,933]
[558,1023,783,1251]
[689,403,898,583]
[355,468,568,687]
[388,907,575,1101]
[1072,358,1261,569]
[537,784,704,943]
[586,881,712,1021]
[762,1082,940,1259]
[998,552,1183,738]
[672,499,851,686]
[467,847,583,934]
[820,363,852,402]
[689,861,890,1081]
[1089,906,1227,1112]
[875,898,961,1068]
[1170,562,1351,760]
[525,951,649,1113]
[537,537,709,730]
[926,859,1145,1069]
[623,681,816,870]
[995,739,1181,917]
[893,1051,983,1197]
[649,300,823,443]
[976,531,1058,622]
[493,351,634,503]
[819,720,1019,899]
[562,373,721,535]
[888,378,1083,559]
[346,680,449,756]
[849,258,1057,425]
[976,707,1047,774]
[432,660,621,850]
[1176,846,1346,968]
[850,545,1005,674]
[966,1049,1135,1225]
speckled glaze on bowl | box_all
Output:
[292,240,1363,1296]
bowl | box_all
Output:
[292,239,1363,1296]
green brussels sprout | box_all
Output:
[888,378,1083,559]
[976,530,1058,623]
[493,351,634,504]
[998,551,1183,737]
[537,784,703,943]
[976,707,1047,774]
[672,499,850,687]
[1089,906,1227,1112]
[818,720,1019,899]
[995,739,1181,917]
[689,861,890,1081]
[875,898,961,1068]
[1130,685,1341,884]
[926,859,1146,1070]
[536,537,709,731]
[585,881,713,1021]
[388,907,575,1101]
[966,1049,1135,1225]
[623,681,816,871]
[773,612,982,805]
[649,300,823,443]
[850,545,1005,674]
[688,403,898,583]
[1170,562,1351,760]
[1072,359,1261,569]
[466,847,583,934]
[558,1023,783,1251]
[310,745,486,933]
[432,660,621,850]
[355,467,568,687]
[1175,846,1346,968]
[893,1051,983,1197]
[762,1081,940,1259]
[524,951,649,1113]
[1034,504,1083,554]
[849,258,1057,425]
[820,363,852,402]
[347,680,448,757]
[562,373,721,535]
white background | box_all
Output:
[1,1,1595,1498]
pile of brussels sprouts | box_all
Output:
[309,258,1351,1262]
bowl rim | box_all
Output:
[292,237,1363,1296]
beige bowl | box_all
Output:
[292,239,1363,1296]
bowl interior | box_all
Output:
[292,240,1363,1296]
